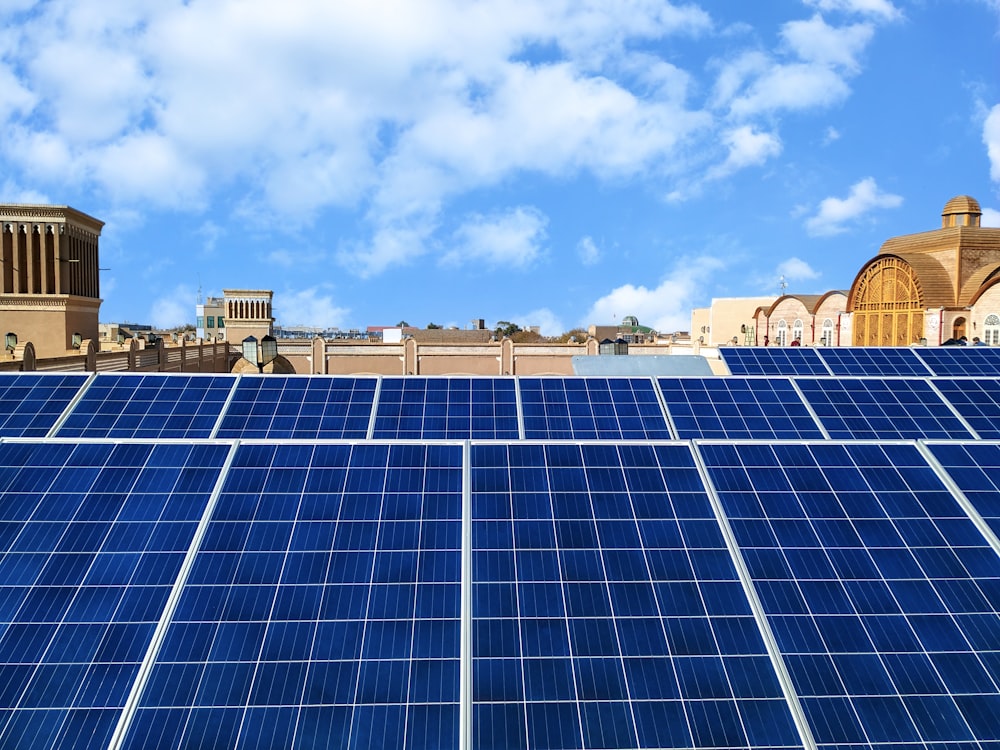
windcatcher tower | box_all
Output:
[0,205,104,358]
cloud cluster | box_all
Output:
[986,104,1000,183]
[583,255,724,333]
[0,0,899,277]
[805,177,903,236]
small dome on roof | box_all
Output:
[942,195,981,216]
[940,196,982,228]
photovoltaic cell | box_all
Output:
[928,441,1000,539]
[122,442,463,750]
[914,346,1000,376]
[795,377,975,440]
[0,373,87,438]
[215,376,376,439]
[54,374,236,439]
[0,440,228,750]
[700,441,1000,750]
[931,378,1000,439]
[520,377,671,440]
[372,377,519,439]
[816,347,933,377]
[471,442,804,750]
[720,348,830,376]
[659,376,825,440]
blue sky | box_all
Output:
[2,0,999,334]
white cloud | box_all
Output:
[577,236,601,265]
[274,286,350,328]
[781,15,874,73]
[0,180,49,204]
[149,284,196,328]
[582,255,725,333]
[197,221,223,254]
[777,257,821,281]
[985,104,1000,183]
[709,125,782,179]
[442,206,548,269]
[511,307,565,336]
[981,207,1000,227]
[804,0,902,21]
[805,177,903,236]
[823,126,841,145]
[728,62,852,117]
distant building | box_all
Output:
[589,315,659,344]
[848,196,1000,345]
[691,297,777,346]
[754,292,849,346]
[1,204,104,358]
[196,296,226,341]
[222,289,273,345]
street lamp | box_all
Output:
[242,335,278,373]
[4,332,15,353]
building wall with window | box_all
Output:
[195,296,226,341]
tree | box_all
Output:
[396,320,409,328]
[427,322,442,329]
[555,328,588,343]
[494,320,522,338]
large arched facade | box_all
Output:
[849,256,924,346]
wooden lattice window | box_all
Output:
[851,257,924,346]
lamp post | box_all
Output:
[242,335,278,373]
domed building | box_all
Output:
[847,196,1000,345]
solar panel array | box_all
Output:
[4,348,1000,749]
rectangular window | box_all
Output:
[196,316,204,328]
[217,316,225,328]
[207,316,215,328]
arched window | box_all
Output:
[776,320,788,346]
[850,256,923,345]
[821,318,835,346]
[985,314,1000,345]
[792,318,804,345]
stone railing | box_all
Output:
[0,338,237,373]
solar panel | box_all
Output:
[720,347,831,376]
[0,373,88,438]
[927,441,1000,538]
[372,377,520,439]
[520,377,671,439]
[54,373,236,440]
[931,378,1000,439]
[914,346,1000,376]
[795,377,975,440]
[215,376,376,439]
[471,442,804,750]
[816,347,933,377]
[659,376,825,440]
[0,440,229,749]
[700,441,1000,749]
[120,442,463,750]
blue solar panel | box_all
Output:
[915,346,1000,376]
[121,442,463,750]
[0,440,229,749]
[796,377,975,440]
[720,347,831,376]
[471,442,804,750]
[0,373,87,438]
[817,347,933,376]
[215,376,376,439]
[54,373,236,439]
[929,441,1000,538]
[932,378,1000,439]
[659,376,825,440]
[372,377,519,439]
[700,441,1000,749]
[520,377,671,439]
